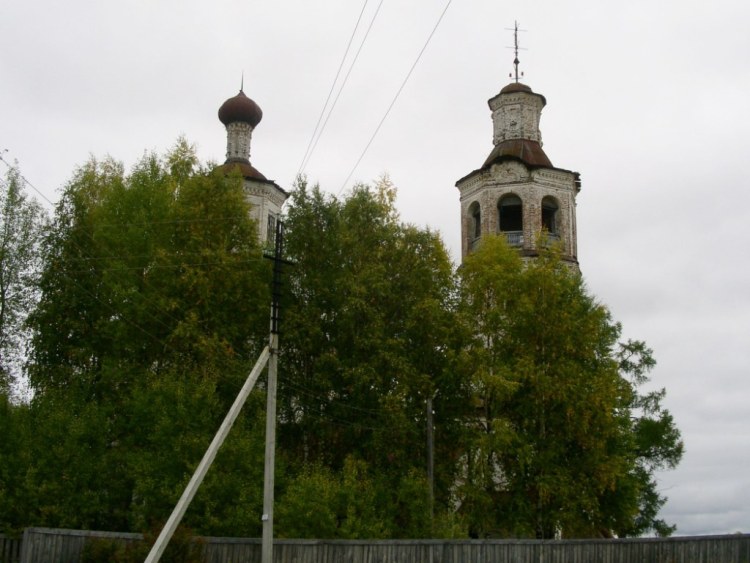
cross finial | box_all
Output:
[513,21,520,82]
[506,21,526,83]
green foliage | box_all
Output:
[81,526,203,563]
[0,392,33,533]
[28,140,268,394]
[81,537,124,562]
[19,140,271,535]
[277,177,465,537]
[276,457,433,539]
[0,163,46,394]
[3,147,682,541]
[455,235,683,538]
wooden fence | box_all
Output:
[15,527,750,563]
[0,534,22,563]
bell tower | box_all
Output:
[455,25,580,267]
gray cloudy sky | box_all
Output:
[2,0,749,537]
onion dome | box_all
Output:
[218,90,263,127]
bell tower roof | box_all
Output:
[499,82,531,95]
[482,138,552,169]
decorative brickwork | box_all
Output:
[226,122,254,162]
[489,90,545,145]
[456,81,580,268]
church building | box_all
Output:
[217,88,288,244]
[455,68,581,268]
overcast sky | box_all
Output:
[2,0,749,538]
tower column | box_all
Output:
[225,121,254,162]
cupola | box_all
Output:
[218,89,266,180]
[455,23,581,268]
[216,84,288,245]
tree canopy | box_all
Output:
[276,177,465,538]
[16,141,272,534]
[0,145,682,540]
[455,235,683,538]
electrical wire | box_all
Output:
[279,381,420,433]
[296,0,371,178]
[299,0,386,176]
[337,0,453,195]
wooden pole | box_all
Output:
[427,396,435,520]
[261,333,278,563]
[261,219,288,563]
[144,346,271,563]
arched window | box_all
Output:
[468,202,481,250]
[541,197,559,238]
[267,212,277,245]
[498,194,523,246]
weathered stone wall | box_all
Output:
[225,121,254,161]
[457,160,578,264]
[244,178,287,244]
[489,91,545,144]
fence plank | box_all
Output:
[0,534,22,563]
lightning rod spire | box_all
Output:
[507,20,526,83]
[513,21,521,82]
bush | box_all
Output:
[81,525,203,563]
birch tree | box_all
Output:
[0,163,46,395]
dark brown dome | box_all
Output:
[500,82,533,94]
[218,90,263,127]
[218,160,267,181]
[483,139,553,169]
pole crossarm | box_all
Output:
[144,346,271,563]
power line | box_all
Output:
[296,0,371,178]
[299,0,386,176]
[281,379,390,416]
[279,382,417,433]
[337,0,453,195]
[0,150,54,211]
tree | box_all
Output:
[456,235,683,538]
[0,392,33,533]
[22,140,272,534]
[276,177,466,537]
[0,162,46,395]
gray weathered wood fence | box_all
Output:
[14,527,750,563]
[0,534,22,563]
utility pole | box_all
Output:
[426,396,435,520]
[144,348,270,563]
[144,221,290,563]
[261,331,278,563]
[261,220,290,563]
